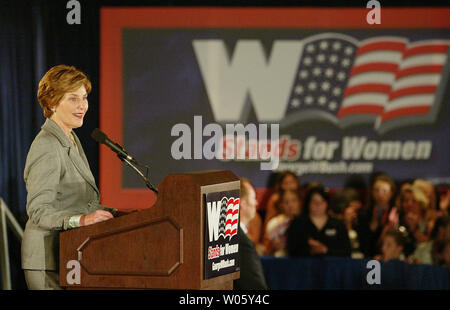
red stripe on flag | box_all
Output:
[395,65,443,79]
[226,209,239,216]
[380,106,430,122]
[350,62,398,76]
[388,85,436,101]
[225,229,237,236]
[338,104,385,118]
[227,198,239,206]
[344,83,391,97]
[227,198,239,205]
[355,41,406,57]
[226,219,238,226]
[403,44,449,59]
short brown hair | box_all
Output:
[384,229,406,247]
[37,65,92,118]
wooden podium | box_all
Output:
[59,170,240,289]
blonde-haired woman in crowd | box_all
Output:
[381,184,430,260]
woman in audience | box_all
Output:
[430,216,450,265]
[413,179,438,237]
[357,173,396,257]
[409,215,449,264]
[330,188,364,258]
[382,184,429,257]
[400,185,430,243]
[264,171,300,229]
[262,189,302,257]
[287,185,351,257]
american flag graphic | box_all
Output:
[285,33,450,134]
[218,197,239,239]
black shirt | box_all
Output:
[287,215,351,257]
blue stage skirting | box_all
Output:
[260,256,450,290]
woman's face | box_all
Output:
[280,192,301,217]
[372,180,393,206]
[51,85,88,133]
[309,193,327,217]
[281,175,298,191]
[343,204,357,224]
[401,191,415,213]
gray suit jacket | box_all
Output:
[22,118,113,270]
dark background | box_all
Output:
[0,0,446,290]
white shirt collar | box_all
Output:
[240,222,248,235]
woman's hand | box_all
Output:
[80,210,114,226]
[387,207,399,229]
[308,238,328,255]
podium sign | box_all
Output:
[204,190,240,279]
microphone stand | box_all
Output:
[119,156,159,195]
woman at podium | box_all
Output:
[22,65,115,290]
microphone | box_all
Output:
[91,128,158,195]
[91,128,137,164]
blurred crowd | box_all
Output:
[240,171,450,267]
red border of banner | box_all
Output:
[100,7,450,210]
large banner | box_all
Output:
[100,8,450,209]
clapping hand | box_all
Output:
[308,238,328,255]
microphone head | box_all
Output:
[91,128,107,144]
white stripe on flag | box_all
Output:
[385,94,435,112]
[341,93,389,108]
[347,72,396,87]
[354,51,403,66]
[399,54,448,69]
[392,74,442,91]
